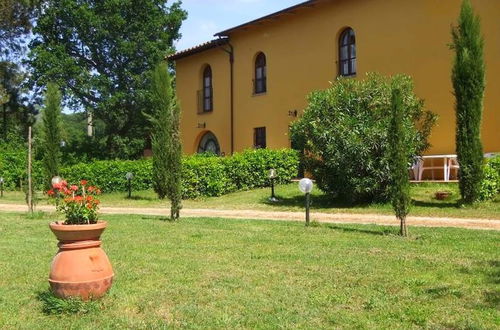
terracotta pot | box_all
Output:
[435,191,452,200]
[48,221,114,300]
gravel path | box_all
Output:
[0,203,498,231]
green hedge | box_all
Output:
[0,150,44,190]
[479,156,500,201]
[12,149,298,199]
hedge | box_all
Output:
[0,149,299,199]
[479,155,500,201]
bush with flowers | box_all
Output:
[47,180,102,225]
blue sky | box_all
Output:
[175,0,306,51]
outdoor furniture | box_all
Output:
[412,153,500,182]
[413,154,458,182]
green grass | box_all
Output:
[2,183,499,219]
[0,212,499,328]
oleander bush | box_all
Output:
[290,73,437,203]
[479,156,500,201]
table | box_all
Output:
[412,154,458,182]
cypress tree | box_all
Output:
[451,0,485,204]
[389,88,411,237]
[149,62,182,220]
[41,82,62,189]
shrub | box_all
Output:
[479,156,500,201]
[60,160,153,193]
[41,83,62,189]
[451,0,486,204]
[0,140,44,190]
[148,61,182,219]
[290,73,436,203]
[389,88,411,237]
[57,149,299,199]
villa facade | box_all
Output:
[170,0,499,156]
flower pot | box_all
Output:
[48,221,114,300]
[435,191,452,200]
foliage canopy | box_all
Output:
[28,0,187,158]
[451,0,485,204]
[290,73,436,203]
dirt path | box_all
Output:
[0,203,498,231]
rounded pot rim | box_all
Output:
[49,220,107,231]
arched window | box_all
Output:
[339,28,356,76]
[202,66,213,112]
[197,131,220,155]
[254,52,267,94]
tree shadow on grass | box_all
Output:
[261,194,373,210]
[412,200,459,209]
[325,224,394,237]
[36,290,102,315]
[139,215,178,223]
[125,195,157,201]
[480,260,500,308]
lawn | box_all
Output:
[2,182,500,219]
[0,212,498,328]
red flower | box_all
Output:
[81,180,88,186]
[86,196,93,202]
[61,180,68,187]
[75,196,83,202]
[47,189,55,196]
[70,185,78,191]
[52,183,62,190]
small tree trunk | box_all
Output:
[27,126,33,214]
[400,217,408,237]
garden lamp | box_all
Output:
[0,177,4,198]
[298,178,314,226]
[51,176,62,186]
[268,169,278,202]
[125,172,134,198]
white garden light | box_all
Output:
[125,172,134,198]
[268,169,278,202]
[51,176,62,186]
[298,178,314,226]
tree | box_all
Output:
[148,62,182,220]
[0,61,38,141]
[451,0,485,204]
[389,88,411,237]
[0,0,39,58]
[290,73,436,203]
[41,83,62,188]
[28,0,187,159]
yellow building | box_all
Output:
[170,0,499,157]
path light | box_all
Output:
[51,176,63,205]
[0,177,4,198]
[298,178,314,226]
[51,176,62,186]
[125,172,134,198]
[268,169,278,202]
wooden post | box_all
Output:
[27,126,33,214]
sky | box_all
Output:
[175,0,306,51]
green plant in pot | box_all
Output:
[47,179,114,300]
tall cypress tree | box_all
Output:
[389,88,411,237]
[148,61,182,220]
[41,82,61,188]
[451,0,485,204]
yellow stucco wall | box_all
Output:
[175,0,500,155]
